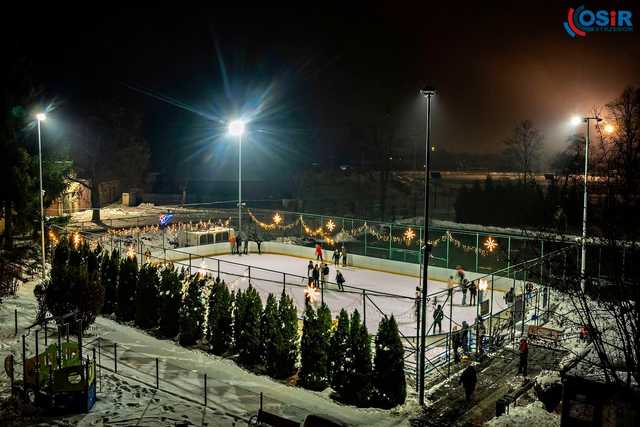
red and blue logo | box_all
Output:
[564,5,633,37]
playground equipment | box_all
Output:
[5,317,97,413]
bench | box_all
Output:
[527,325,562,347]
[249,393,300,427]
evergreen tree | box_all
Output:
[373,315,406,408]
[317,303,332,377]
[41,237,73,319]
[233,289,245,351]
[329,309,350,397]
[158,266,181,338]
[261,293,280,375]
[100,249,119,315]
[237,285,263,367]
[299,302,331,390]
[117,256,138,321]
[179,274,205,346]
[345,310,372,406]
[274,291,298,379]
[209,282,234,355]
[135,263,160,329]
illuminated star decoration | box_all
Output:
[326,219,336,232]
[403,228,416,243]
[273,213,282,225]
[126,245,136,259]
[484,237,498,252]
[304,285,319,304]
[72,232,82,249]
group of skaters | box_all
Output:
[446,266,481,307]
[315,242,348,267]
[229,232,263,255]
[307,260,346,291]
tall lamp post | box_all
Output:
[228,120,245,233]
[36,112,47,280]
[418,87,435,406]
[570,115,601,291]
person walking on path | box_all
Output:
[433,304,444,334]
[469,280,477,306]
[315,243,323,261]
[452,326,461,363]
[336,270,345,291]
[517,337,529,376]
[460,363,477,403]
[461,321,470,353]
[332,249,340,266]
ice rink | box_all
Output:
[175,253,508,337]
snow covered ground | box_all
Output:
[485,401,559,427]
[0,278,417,426]
[177,253,509,337]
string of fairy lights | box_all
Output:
[47,211,501,259]
[247,209,500,257]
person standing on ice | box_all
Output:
[229,233,236,254]
[312,264,320,288]
[456,265,466,285]
[322,263,329,287]
[517,337,529,376]
[461,280,468,306]
[243,237,248,255]
[469,280,477,306]
[332,249,340,266]
[451,326,461,363]
[315,243,323,261]
[433,304,444,333]
[459,363,477,403]
[341,247,348,267]
[236,234,242,256]
[307,260,314,281]
[336,270,345,291]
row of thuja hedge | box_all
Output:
[39,238,407,408]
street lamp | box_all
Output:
[36,112,47,280]
[570,115,602,291]
[418,86,435,407]
[228,119,245,233]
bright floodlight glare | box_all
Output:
[570,115,582,126]
[420,86,436,97]
[228,120,245,137]
[604,124,615,134]
[36,113,47,122]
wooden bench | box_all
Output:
[527,325,562,347]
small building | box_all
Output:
[45,178,92,216]
[177,227,232,247]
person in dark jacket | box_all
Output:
[517,338,529,376]
[341,247,348,267]
[236,234,242,256]
[322,263,330,287]
[461,280,468,306]
[461,321,470,353]
[451,326,461,363]
[469,281,477,306]
[312,264,320,288]
[335,270,345,291]
[332,249,340,266]
[433,304,444,333]
[460,364,477,402]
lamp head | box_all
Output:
[228,120,245,137]
[36,112,47,122]
[420,87,436,97]
[570,115,582,126]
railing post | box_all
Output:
[489,274,494,348]
[14,309,17,336]
[248,266,251,281]
[362,289,366,327]
[35,329,40,392]
[204,373,207,407]
[156,358,159,389]
[448,288,453,376]
[283,273,286,293]
[364,224,368,256]
[114,343,118,373]
[218,259,221,277]
[446,232,450,269]
[189,253,192,275]
[521,270,527,338]
[22,335,26,387]
[98,337,102,392]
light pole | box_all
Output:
[36,112,47,280]
[570,115,601,291]
[228,120,245,234]
[418,86,435,406]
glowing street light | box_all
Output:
[570,114,602,291]
[570,115,582,127]
[228,119,246,234]
[604,124,615,134]
[35,112,47,280]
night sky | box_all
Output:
[9,3,640,181]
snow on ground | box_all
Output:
[0,279,415,426]
[178,253,508,337]
[484,401,559,427]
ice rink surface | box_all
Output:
[177,253,508,337]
